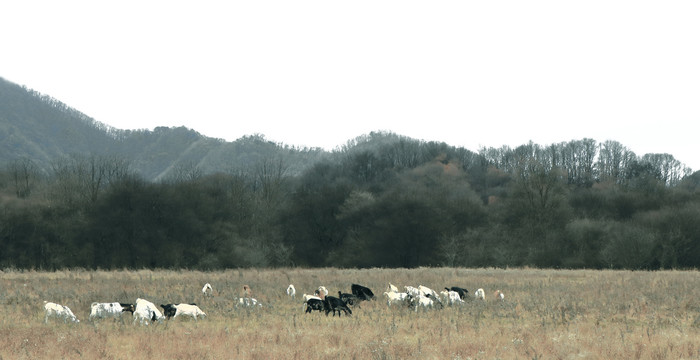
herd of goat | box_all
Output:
[42,282,505,324]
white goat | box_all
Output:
[383,291,409,306]
[302,293,321,303]
[411,294,440,311]
[172,303,207,320]
[418,285,439,299]
[133,298,165,325]
[317,286,329,297]
[89,302,134,321]
[475,288,486,301]
[387,283,399,293]
[202,283,213,296]
[287,284,296,298]
[44,302,79,323]
[237,297,262,308]
[439,290,464,306]
[404,286,422,297]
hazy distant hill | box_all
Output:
[1,76,692,184]
[0,77,327,180]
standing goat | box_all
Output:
[475,288,486,301]
[202,283,213,297]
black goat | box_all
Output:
[305,298,325,314]
[351,284,375,301]
[324,295,352,317]
[446,287,469,300]
[338,291,360,306]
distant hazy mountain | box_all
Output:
[0,77,327,180]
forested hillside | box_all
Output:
[1,77,699,270]
[0,77,325,180]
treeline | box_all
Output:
[1,132,698,270]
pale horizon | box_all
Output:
[2,1,698,170]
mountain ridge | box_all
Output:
[0,77,327,180]
[1,76,694,182]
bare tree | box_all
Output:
[641,153,691,187]
[598,140,636,184]
[167,161,203,183]
[253,156,288,205]
[49,154,132,207]
[8,158,37,198]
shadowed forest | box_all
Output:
[2,131,698,270]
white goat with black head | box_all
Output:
[160,303,207,320]
[89,302,134,321]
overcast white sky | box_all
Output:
[2,1,699,170]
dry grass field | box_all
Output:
[2,267,700,359]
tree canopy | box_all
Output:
[1,132,698,270]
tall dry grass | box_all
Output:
[1,268,700,359]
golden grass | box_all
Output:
[1,268,700,359]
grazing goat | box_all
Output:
[287,284,296,298]
[339,291,360,306]
[160,303,206,320]
[475,288,486,301]
[133,298,165,325]
[494,290,505,301]
[323,294,352,317]
[202,283,213,296]
[404,286,422,297]
[445,286,469,300]
[383,291,409,306]
[439,290,464,306]
[44,302,79,323]
[89,302,134,321]
[351,284,375,301]
[161,303,177,318]
[304,298,325,314]
[418,285,440,299]
[237,297,262,308]
[410,294,443,311]
[387,283,399,293]
[302,293,321,303]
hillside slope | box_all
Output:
[0,77,326,180]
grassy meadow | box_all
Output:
[1,267,700,359]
